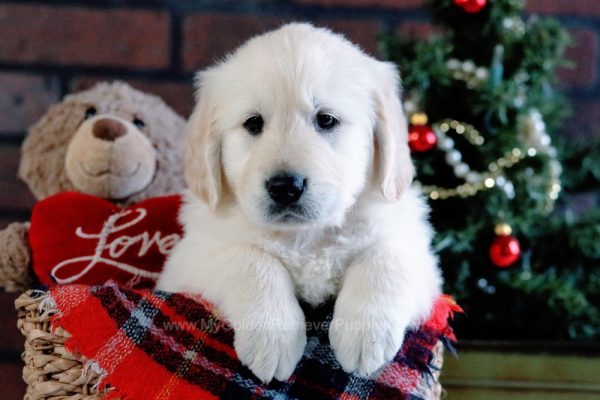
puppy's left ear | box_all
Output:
[373,62,415,201]
[184,71,224,210]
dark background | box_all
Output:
[1,0,599,397]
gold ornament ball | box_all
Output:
[495,223,513,236]
[410,112,429,126]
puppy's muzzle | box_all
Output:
[266,172,307,206]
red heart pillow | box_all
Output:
[29,192,183,289]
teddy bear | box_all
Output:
[0,82,187,291]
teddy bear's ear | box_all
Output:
[184,72,224,211]
[19,101,84,199]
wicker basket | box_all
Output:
[15,289,445,400]
[16,290,110,400]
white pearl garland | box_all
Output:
[413,113,561,210]
[517,109,562,205]
[446,58,489,89]
[415,119,538,201]
[410,51,561,209]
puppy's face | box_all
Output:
[218,40,375,229]
[186,24,414,230]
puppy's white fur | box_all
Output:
[157,23,442,383]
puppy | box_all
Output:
[157,23,442,383]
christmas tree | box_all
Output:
[381,0,600,340]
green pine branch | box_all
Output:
[381,0,599,340]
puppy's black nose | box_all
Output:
[266,173,306,205]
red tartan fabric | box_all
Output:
[49,281,461,400]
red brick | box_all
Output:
[0,73,60,135]
[527,0,600,15]
[0,217,28,231]
[0,144,37,212]
[315,19,381,55]
[183,13,382,71]
[295,0,423,9]
[558,29,598,88]
[71,77,195,118]
[0,4,170,69]
[396,20,444,40]
[0,291,23,353]
[0,360,26,400]
[183,13,285,71]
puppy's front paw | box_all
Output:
[329,302,407,377]
[234,305,306,383]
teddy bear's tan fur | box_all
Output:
[0,82,187,291]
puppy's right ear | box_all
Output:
[184,72,223,210]
[373,62,415,201]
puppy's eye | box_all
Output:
[85,107,97,119]
[243,115,264,136]
[132,117,145,129]
[316,112,338,130]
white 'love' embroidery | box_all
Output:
[50,207,181,285]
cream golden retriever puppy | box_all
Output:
[157,23,441,383]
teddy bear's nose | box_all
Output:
[92,118,127,141]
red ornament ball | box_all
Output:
[408,124,437,152]
[453,0,487,13]
[489,235,521,268]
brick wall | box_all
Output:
[0,0,599,397]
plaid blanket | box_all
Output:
[49,281,461,400]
